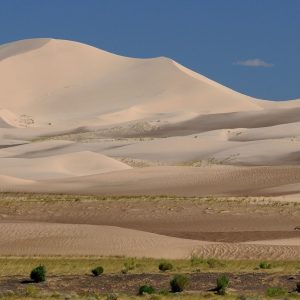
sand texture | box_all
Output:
[0,38,299,259]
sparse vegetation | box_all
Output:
[216,274,229,295]
[170,274,189,292]
[91,266,104,276]
[138,285,155,295]
[122,258,136,273]
[159,261,173,272]
[207,258,225,268]
[259,261,271,269]
[106,293,118,300]
[266,287,287,297]
[190,254,205,266]
[30,265,46,283]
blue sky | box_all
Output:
[0,0,299,100]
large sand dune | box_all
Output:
[0,38,299,259]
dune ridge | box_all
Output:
[0,38,299,259]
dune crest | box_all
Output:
[0,38,299,195]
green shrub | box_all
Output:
[159,261,173,272]
[91,266,104,276]
[259,261,271,269]
[30,265,46,283]
[216,274,229,295]
[266,287,286,297]
[170,274,189,292]
[296,282,300,293]
[138,285,155,295]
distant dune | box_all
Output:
[0,39,300,194]
[0,38,299,196]
[0,38,299,259]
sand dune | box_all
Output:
[0,222,204,258]
[1,165,299,197]
[0,38,299,259]
[0,38,265,127]
[0,151,131,180]
[0,222,298,259]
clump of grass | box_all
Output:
[207,258,225,268]
[170,274,189,292]
[266,287,286,297]
[122,258,136,274]
[216,274,229,295]
[138,285,155,295]
[106,293,118,300]
[159,261,173,272]
[190,254,205,267]
[30,265,46,283]
[91,266,104,276]
[259,261,271,269]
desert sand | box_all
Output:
[0,38,299,259]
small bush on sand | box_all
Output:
[138,285,155,295]
[159,261,173,272]
[91,266,104,276]
[259,261,271,269]
[170,274,189,292]
[30,265,46,283]
[216,274,229,295]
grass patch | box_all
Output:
[266,287,287,297]
[0,257,299,276]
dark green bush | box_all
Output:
[216,274,229,295]
[138,285,155,295]
[170,274,189,292]
[296,282,300,293]
[158,261,173,272]
[30,265,46,283]
[259,261,271,269]
[266,287,286,297]
[91,266,104,276]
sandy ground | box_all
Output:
[0,39,299,259]
[0,221,299,259]
[1,165,299,197]
[0,195,299,259]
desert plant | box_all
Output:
[138,285,155,295]
[30,265,46,283]
[266,287,286,297]
[207,258,224,268]
[259,261,271,269]
[106,293,118,300]
[216,274,229,295]
[91,266,104,276]
[190,254,205,267]
[170,274,189,292]
[159,261,173,272]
